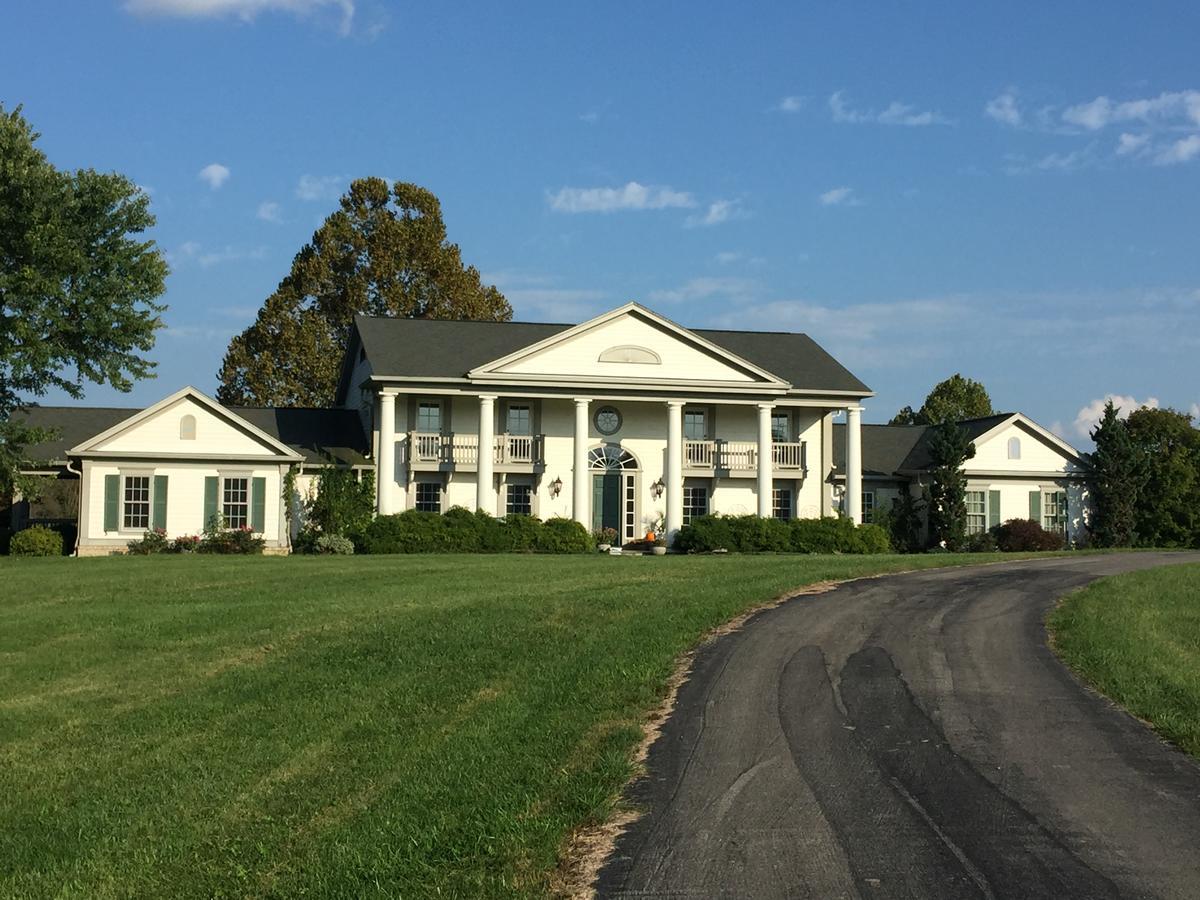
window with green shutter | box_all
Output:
[988,490,1001,529]
[251,477,266,533]
[203,476,219,530]
[103,474,120,532]
[152,475,168,531]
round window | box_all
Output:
[594,405,622,435]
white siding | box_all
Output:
[966,422,1083,475]
[95,396,280,457]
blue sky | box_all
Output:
[5,1,1198,440]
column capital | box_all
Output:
[756,402,776,412]
[477,393,498,403]
[379,387,400,398]
[666,399,686,409]
[846,405,865,414]
[573,397,592,407]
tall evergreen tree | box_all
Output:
[924,422,976,550]
[217,178,512,407]
[0,104,167,494]
[1125,407,1200,548]
[1085,401,1146,547]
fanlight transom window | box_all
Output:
[588,445,638,470]
[598,345,661,365]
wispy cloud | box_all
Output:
[1003,146,1094,175]
[829,90,951,127]
[1061,89,1200,131]
[256,200,283,223]
[984,91,1021,127]
[483,271,607,322]
[1116,132,1151,157]
[775,95,805,113]
[169,240,266,268]
[648,277,758,305]
[547,181,696,213]
[1071,394,1160,439]
[1155,134,1200,165]
[685,199,744,228]
[124,0,355,35]
[818,186,859,206]
[197,162,230,190]
[295,173,346,202]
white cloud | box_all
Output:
[295,174,346,202]
[829,90,950,127]
[1072,394,1160,439]
[714,251,742,265]
[1061,90,1200,131]
[1154,134,1200,165]
[818,186,859,206]
[1190,402,1200,421]
[124,0,354,35]
[483,271,607,322]
[648,277,757,305]
[256,200,282,223]
[1004,146,1093,175]
[685,199,744,228]
[776,95,805,113]
[985,91,1021,127]
[1116,132,1151,157]
[169,240,265,267]
[547,181,695,213]
[197,162,230,190]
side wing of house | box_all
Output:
[961,416,1089,541]
[69,388,302,554]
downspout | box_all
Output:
[65,456,82,556]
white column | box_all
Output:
[846,405,863,524]
[573,398,590,527]
[377,390,396,514]
[476,394,496,514]
[756,403,774,518]
[665,400,684,543]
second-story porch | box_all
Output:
[406,431,546,472]
[682,438,807,476]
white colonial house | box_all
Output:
[7,302,1091,553]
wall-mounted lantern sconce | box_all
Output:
[651,478,665,499]
[550,476,563,498]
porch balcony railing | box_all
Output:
[683,439,807,472]
[407,432,544,466]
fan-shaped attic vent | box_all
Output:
[598,345,661,365]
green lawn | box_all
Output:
[2,552,1059,899]
[1049,561,1200,759]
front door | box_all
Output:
[592,472,621,536]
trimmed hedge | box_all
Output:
[676,514,893,554]
[10,525,64,557]
[354,508,591,555]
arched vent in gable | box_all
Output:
[598,345,661,365]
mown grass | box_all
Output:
[2,552,1064,898]
[1049,562,1200,759]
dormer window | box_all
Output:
[180,414,197,440]
[598,345,661,364]
[1008,436,1021,460]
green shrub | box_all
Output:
[356,510,448,554]
[993,518,1065,552]
[676,514,893,554]
[502,514,543,552]
[10,525,64,557]
[170,534,201,553]
[535,517,591,553]
[126,528,169,555]
[198,526,265,555]
[965,530,998,553]
[315,534,355,555]
[306,467,375,537]
[292,527,321,555]
[0,527,12,555]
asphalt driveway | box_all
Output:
[597,553,1200,899]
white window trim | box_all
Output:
[415,398,445,434]
[218,472,252,531]
[413,478,444,513]
[118,469,155,534]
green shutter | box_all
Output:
[1029,490,1041,524]
[152,475,168,531]
[104,474,119,532]
[204,476,219,530]
[988,490,1001,529]
[251,477,266,533]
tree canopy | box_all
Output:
[0,104,166,492]
[891,374,994,426]
[1084,401,1146,548]
[924,422,976,550]
[217,178,512,408]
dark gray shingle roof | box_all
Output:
[351,315,872,394]
[10,405,369,466]
[832,414,1018,476]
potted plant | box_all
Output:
[652,536,667,556]
[594,526,618,552]
[645,512,665,542]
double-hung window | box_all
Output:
[683,409,707,441]
[123,475,151,530]
[965,490,987,535]
[505,404,531,436]
[772,486,792,521]
[222,477,249,529]
[771,412,791,442]
[415,482,441,513]
[862,491,876,523]
[1043,490,1067,535]
[506,483,532,516]
[682,484,709,524]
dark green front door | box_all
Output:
[592,473,621,536]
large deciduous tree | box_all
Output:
[1084,401,1146,548]
[0,104,167,493]
[217,178,512,408]
[891,374,994,426]
[1125,407,1200,548]
[924,422,976,550]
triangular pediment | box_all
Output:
[469,303,788,387]
[963,415,1085,473]
[69,387,302,460]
